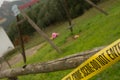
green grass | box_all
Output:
[1,0,120,80]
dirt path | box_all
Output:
[0,43,45,70]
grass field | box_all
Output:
[1,0,120,80]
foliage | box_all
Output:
[7,22,18,41]
[5,0,120,80]
[7,0,102,42]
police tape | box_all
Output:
[62,39,120,80]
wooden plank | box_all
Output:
[85,0,108,15]
[20,11,62,53]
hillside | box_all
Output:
[0,0,30,29]
[1,0,120,80]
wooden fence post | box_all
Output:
[16,16,27,67]
[61,0,73,34]
[85,0,108,15]
[20,11,62,53]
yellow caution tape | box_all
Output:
[62,39,120,80]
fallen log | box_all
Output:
[0,46,105,79]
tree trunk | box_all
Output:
[0,46,104,79]
[61,0,73,34]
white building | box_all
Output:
[0,26,14,57]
